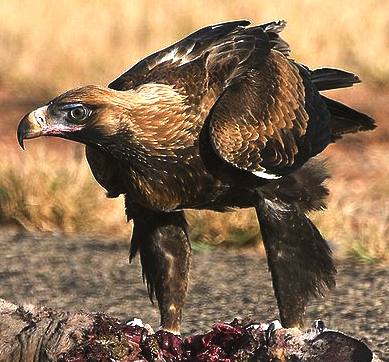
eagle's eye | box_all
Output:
[68,105,89,122]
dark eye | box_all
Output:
[68,105,89,122]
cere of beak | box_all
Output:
[17,106,48,150]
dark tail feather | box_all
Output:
[323,96,376,138]
[310,67,376,137]
[311,68,361,91]
[258,159,336,327]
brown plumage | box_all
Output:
[17,20,375,332]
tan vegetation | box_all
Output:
[0,1,388,262]
[314,145,389,263]
[0,144,130,236]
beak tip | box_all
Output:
[17,125,26,150]
[19,140,25,150]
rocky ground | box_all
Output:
[0,231,387,360]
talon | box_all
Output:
[313,319,326,333]
[265,320,282,344]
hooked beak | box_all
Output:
[17,106,48,149]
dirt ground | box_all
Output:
[0,230,387,360]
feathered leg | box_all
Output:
[256,160,336,327]
[130,209,191,333]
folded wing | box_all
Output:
[206,50,316,179]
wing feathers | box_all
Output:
[109,20,250,91]
[207,50,309,176]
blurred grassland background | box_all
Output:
[0,0,388,262]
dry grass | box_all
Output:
[313,145,389,263]
[1,0,389,94]
[0,145,130,237]
[187,209,259,248]
[0,1,388,263]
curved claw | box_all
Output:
[313,319,326,333]
[265,320,282,345]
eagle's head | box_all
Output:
[17,85,132,150]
